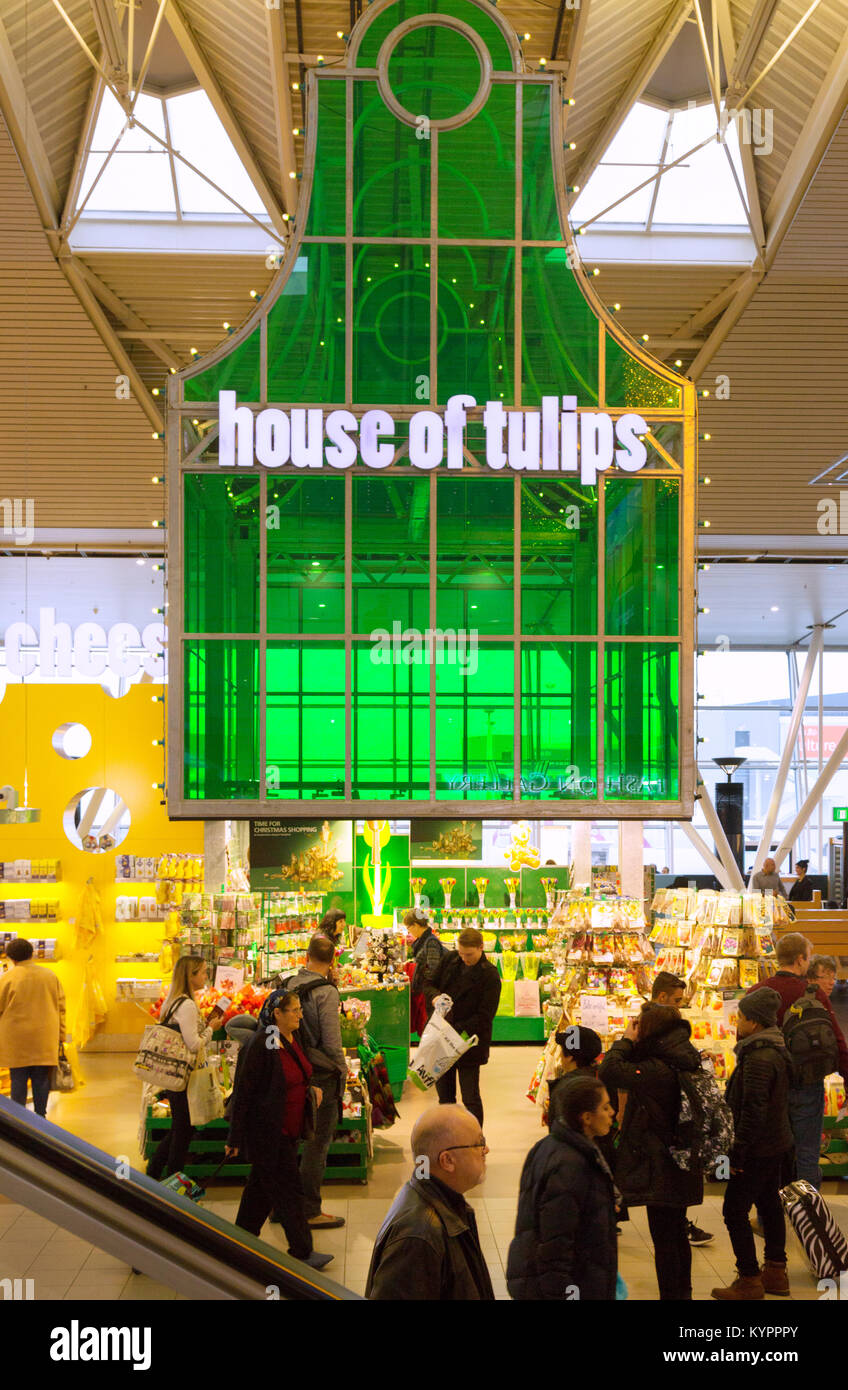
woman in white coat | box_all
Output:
[146,956,223,1180]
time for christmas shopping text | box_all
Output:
[217,391,651,486]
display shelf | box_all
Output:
[493,1016,545,1043]
[142,1110,370,1182]
[822,1117,848,1177]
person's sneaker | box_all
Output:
[687,1220,714,1246]
[304,1251,334,1270]
[308,1212,346,1229]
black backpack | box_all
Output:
[782,983,840,1085]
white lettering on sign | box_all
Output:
[3,608,165,680]
[218,392,649,486]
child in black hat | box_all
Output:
[712,987,794,1301]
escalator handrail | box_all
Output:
[0,1097,363,1300]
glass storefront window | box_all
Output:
[184,640,259,798]
[521,642,597,798]
[352,642,430,799]
[184,475,259,634]
[435,643,514,799]
[605,478,679,636]
[436,478,513,633]
[266,642,346,799]
[267,477,345,634]
[605,643,679,799]
[521,478,597,635]
[352,476,430,633]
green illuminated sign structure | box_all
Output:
[167,0,696,819]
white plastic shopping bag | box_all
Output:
[187,1053,225,1126]
[408,997,478,1091]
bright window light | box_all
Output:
[78,86,267,219]
[167,90,266,216]
[571,100,750,231]
[653,103,748,225]
[571,104,668,225]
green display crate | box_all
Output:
[143,1109,370,1183]
[492,1016,546,1043]
[821,1116,848,1178]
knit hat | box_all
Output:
[410,907,429,925]
[555,1025,603,1067]
[739,987,781,1028]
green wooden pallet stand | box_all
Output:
[821,1116,848,1178]
[143,1108,371,1183]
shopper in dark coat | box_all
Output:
[599,1003,704,1300]
[713,988,794,1301]
[508,1075,618,1300]
[367,1105,494,1300]
[225,992,332,1271]
[432,928,501,1127]
[404,908,446,1015]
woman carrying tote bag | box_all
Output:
[145,956,223,1181]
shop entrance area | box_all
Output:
[2,1044,845,1302]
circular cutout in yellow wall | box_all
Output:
[64,787,131,853]
[52,722,92,759]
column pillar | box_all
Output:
[618,820,644,899]
[571,821,592,887]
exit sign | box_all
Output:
[834,808,848,822]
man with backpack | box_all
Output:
[747,931,848,1189]
[712,988,794,1301]
[261,934,348,1231]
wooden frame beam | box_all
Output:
[164,0,288,236]
[0,13,61,238]
[265,2,299,218]
[74,258,182,371]
[573,0,692,190]
[61,73,105,235]
[763,23,848,272]
[60,255,164,432]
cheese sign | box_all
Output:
[217,390,650,486]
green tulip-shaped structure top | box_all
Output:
[170,0,695,819]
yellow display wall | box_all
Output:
[0,684,204,1050]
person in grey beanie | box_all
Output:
[712,987,794,1301]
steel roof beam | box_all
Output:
[573,0,693,191]
[164,0,288,237]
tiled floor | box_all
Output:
[1,1046,845,1300]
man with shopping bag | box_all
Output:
[431,928,501,1127]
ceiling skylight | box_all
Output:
[571,100,751,232]
[78,86,268,219]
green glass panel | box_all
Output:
[438,86,515,239]
[522,249,599,405]
[267,245,346,402]
[437,247,513,404]
[352,642,430,799]
[389,24,482,121]
[520,643,596,799]
[352,476,430,633]
[436,478,513,633]
[267,478,345,634]
[604,643,679,800]
[353,82,430,238]
[521,479,597,635]
[353,245,430,404]
[304,81,346,238]
[605,478,679,636]
[522,84,560,241]
[355,0,513,72]
[184,475,259,634]
[185,330,260,403]
[606,334,681,410]
[184,641,259,799]
[266,643,346,799]
[435,643,514,799]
